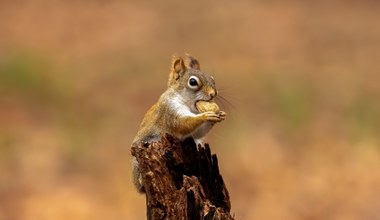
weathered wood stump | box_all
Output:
[131,134,234,220]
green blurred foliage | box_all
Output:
[270,78,316,130]
[347,93,380,139]
[0,1,380,219]
[0,54,51,101]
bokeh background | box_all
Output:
[1,0,380,219]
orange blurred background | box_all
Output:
[1,1,380,219]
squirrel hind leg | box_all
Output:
[194,138,205,148]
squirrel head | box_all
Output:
[167,54,218,105]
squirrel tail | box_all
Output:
[132,156,145,193]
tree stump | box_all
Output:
[131,134,234,220]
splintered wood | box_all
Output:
[131,134,234,220]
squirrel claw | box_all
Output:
[218,111,227,120]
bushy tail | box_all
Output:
[132,156,145,193]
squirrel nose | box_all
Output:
[209,90,217,99]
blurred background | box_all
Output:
[1,0,380,219]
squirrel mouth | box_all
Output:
[198,97,214,102]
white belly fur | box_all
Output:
[167,91,214,143]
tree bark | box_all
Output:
[131,134,234,220]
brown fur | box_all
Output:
[131,54,226,193]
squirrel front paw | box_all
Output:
[201,111,226,123]
[218,111,227,121]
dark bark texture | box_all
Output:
[131,134,234,220]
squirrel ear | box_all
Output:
[168,56,186,86]
[185,54,200,70]
[172,56,186,75]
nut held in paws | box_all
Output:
[196,101,219,113]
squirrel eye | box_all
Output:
[188,76,200,89]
